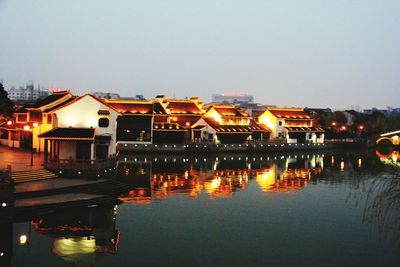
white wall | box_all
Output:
[54,95,119,157]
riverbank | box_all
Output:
[118,141,371,154]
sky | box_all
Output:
[0,0,399,109]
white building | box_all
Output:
[6,85,50,102]
[257,108,324,143]
[39,94,118,166]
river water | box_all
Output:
[3,148,400,267]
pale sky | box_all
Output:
[0,0,399,109]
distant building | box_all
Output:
[93,92,120,99]
[120,94,146,100]
[212,93,254,105]
[363,107,400,117]
[304,108,332,116]
[6,83,50,102]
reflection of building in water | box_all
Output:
[119,188,152,204]
[256,155,323,193]
[152,171,202,199]
[116,154,325,202]
[117,158,153,204]
[376,150,400,168]
[203,169,249,198]
[30,206,119,267]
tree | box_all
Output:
[0,83,14,119]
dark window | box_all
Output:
[98,118,109,128]
[17,114,28,122]
[47,114,52,124]
[278,121,282,126]
[194,131,201,139]
[0,129,9,139]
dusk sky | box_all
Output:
[0,0,399,109]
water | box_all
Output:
[3,149,400,267]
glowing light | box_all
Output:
[23,125,30,131]
[1,202,6,207]
[53,237,96,259]
[19,235,28,245]
[340,161,345,171]
[7,120,12,125]
[358,158,362,168]
[205,177,221,194]
[256,169,275,192]
[341,126,346,130]
[258,116,275,130]
[33,122,39,127]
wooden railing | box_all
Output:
[46,157,116,171]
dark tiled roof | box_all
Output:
[213,106,249,117]
[14,106,28,113]
[251,120,271,132]
[105,100,154,115]
[38,127,95,140]
[203,118,259,133]
[285,127,324,132]
[268,108,312,119]
[29,91,71,108]
[167,101,202,114]
[42,97,78,113]
[192,125,206,130]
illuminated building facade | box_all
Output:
[104,99,154,144]
[0,91,75,150]
[38,94,118,165]
[192,104,270,144]
[258,108,324,143]
[153,95,204,144]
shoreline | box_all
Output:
[117,141,373,154]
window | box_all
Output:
[98,118,109,127]
[17,114,28,122]
[47,114,52,124]
[278,121,282,126]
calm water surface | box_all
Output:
[3,149,400,267]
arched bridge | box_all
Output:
[376,130,400,146]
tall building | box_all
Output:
[6,83,50,102]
